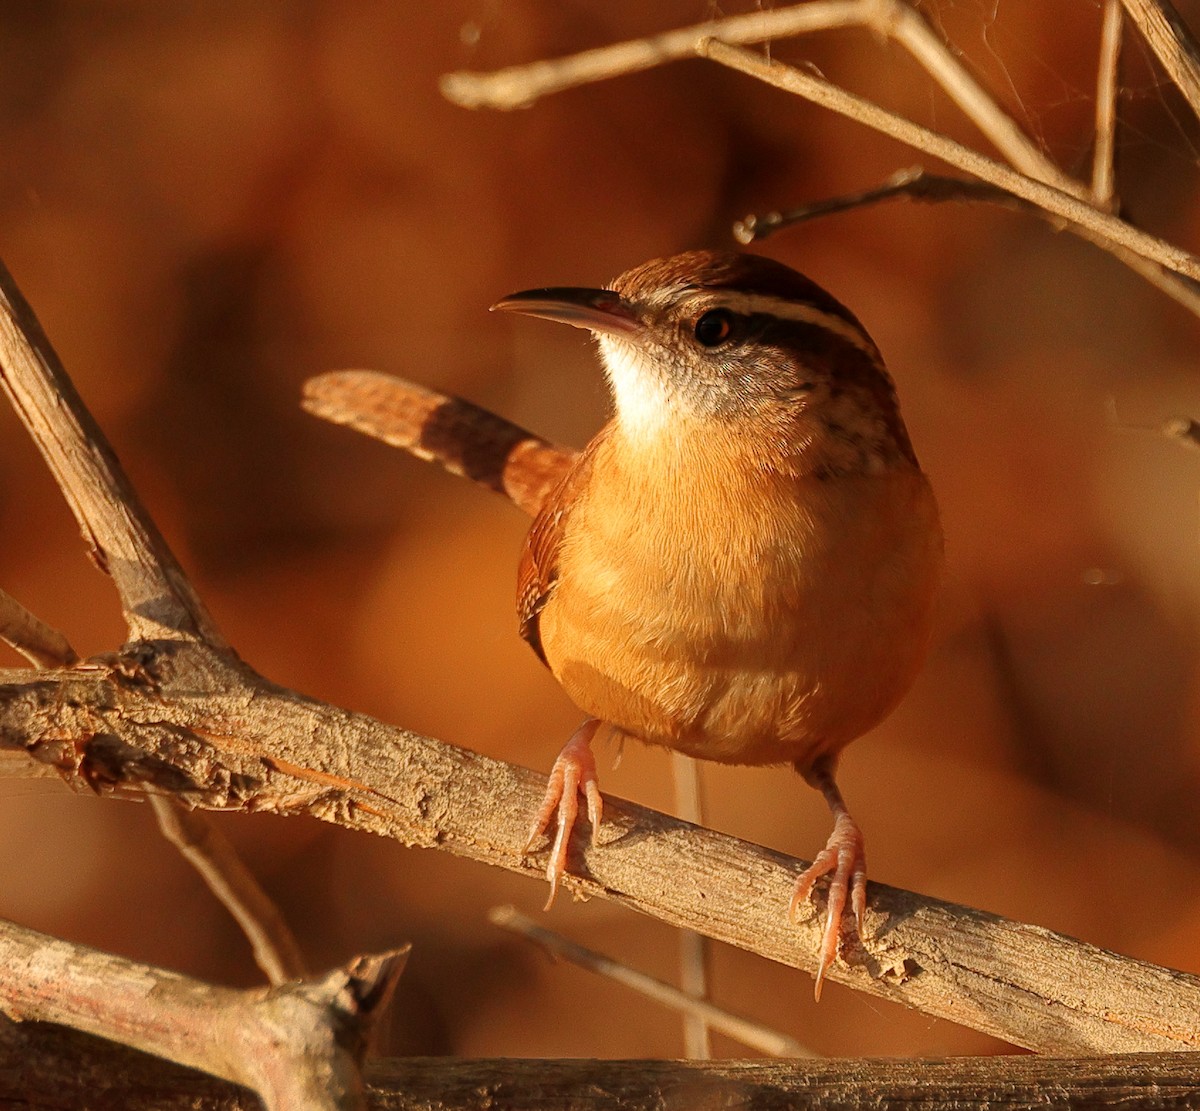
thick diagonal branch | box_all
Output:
[1,655,1197,1056]
[0,259,224,646]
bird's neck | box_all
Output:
[597,337,918,480]
[799,380,920,478]
[605,387,917,487]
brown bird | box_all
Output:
[304,249,942,997]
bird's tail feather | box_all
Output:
[303,370,574,517]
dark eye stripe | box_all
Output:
[702,291,878,358]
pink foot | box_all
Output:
[789,810,867,1001]
[526,719,604,908]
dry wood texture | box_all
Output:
[0,916,407,1110]
[3,1024,1200,1111]
[3,657,1200,1057]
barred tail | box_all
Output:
[303,371,575,517]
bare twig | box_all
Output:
[1106,397,1200,450]
[0,915,406,1111]
[0,587,77,669]
[440,1,865,110]
[1094,0,1124,209]
[1120,0,1200,120]
[734,167,1036,243]
[442,5,1200,317]
[670,752,711,1058]
[440,0,1085,204]
[699,40,1200,283]
[735,167,1200,317]
[148,795,308,986]
[874,0,1086,198]
[490,905,812,1058]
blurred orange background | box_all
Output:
[0,0,1199,1061]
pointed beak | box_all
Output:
[490,287,642,339]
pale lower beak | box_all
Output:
[490,287,642,339]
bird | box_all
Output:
[303,249,943,998]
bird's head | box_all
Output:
[493,250,917,475]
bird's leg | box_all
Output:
[526,717,605,909]
[789,755,867,1001]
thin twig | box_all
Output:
[0,587,77,669]
[441,0,1085,205]
[490,905,813,1058]
[671,752,711,1058]
[734,166,1037,242]
[441,0,866,109]
[148,795,308,986]
[1119,0,1200,120]
[443,4,1200,314]
[0,915,407,1111]
[1094,0,1124,209]
[1106,396,1200,450]
[736,167,1200,317]
[699,40,1200,283]
[875,0,1087,199]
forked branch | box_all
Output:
[442,1,1200,316]
[0,916,406,1111]
[697,39,1200,284]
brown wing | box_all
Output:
[516,426,608,666]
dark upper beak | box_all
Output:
[490,287,642,339]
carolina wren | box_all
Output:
[303,249,942,999]
[492,250,942,998]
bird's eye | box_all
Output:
[693,309,735,348]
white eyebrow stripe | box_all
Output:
[706,291,880,359]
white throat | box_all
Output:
[596,335,679,440]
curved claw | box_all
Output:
[525,719,604,907]
[789,811,867,1001]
